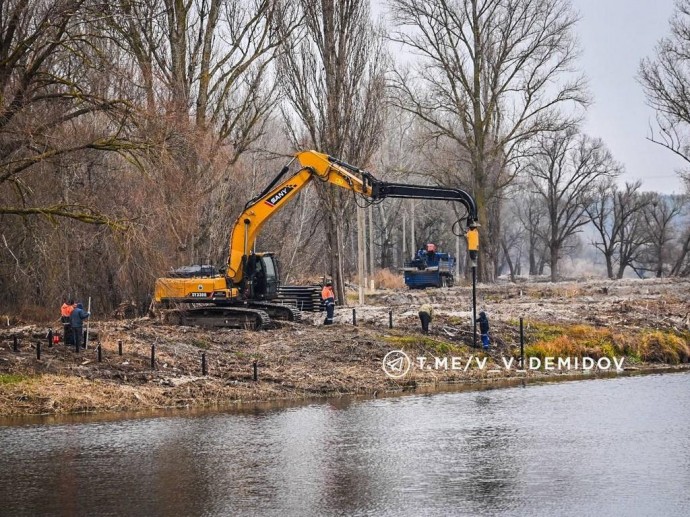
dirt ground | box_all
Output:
[1,277,688,417]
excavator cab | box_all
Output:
[244,253,279,300]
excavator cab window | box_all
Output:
[245,254,279,299]
[261,255,279,298]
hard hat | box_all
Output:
[325,280,332,286]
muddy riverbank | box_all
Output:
[1,277,688,417]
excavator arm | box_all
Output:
[226,150,478,284]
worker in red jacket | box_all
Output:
[321,281,335,325]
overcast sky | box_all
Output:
[575,0,685,194]
[378,0,686,194]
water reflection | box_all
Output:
[1,373,689,516]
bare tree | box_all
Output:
[639,0,690,183]
[586,180,647,279]
[277,0,389,302]
[513,192,549,276]
[527,129,621,281]
[388,0,588,281]
[633,193,686,277]
[0,0,137,225]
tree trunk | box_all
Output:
[550,244,559,282]
[605,252,614,279]
[501,238,516,283]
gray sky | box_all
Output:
[378,0,686,194]
[575,0,686,194]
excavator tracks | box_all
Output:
[249,302,302,322]
[164,306,271,330]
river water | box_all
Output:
[1,372,689,516]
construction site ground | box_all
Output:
[1,277,689,418]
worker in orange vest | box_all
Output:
[60,299,75,321]
[60,299,75,345]
[321,280,335,325]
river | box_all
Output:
[1,372,689,516]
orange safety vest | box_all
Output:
[321,285,334,301]
[61,303,75,318]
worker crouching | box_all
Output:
[418,303,433,334]
[321,281,335,325]
[476,311,490,350]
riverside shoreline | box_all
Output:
[1,278,688,418]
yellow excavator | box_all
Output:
[154,150,478,329]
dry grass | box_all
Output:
[640,331,690,364]
[524,321,690,365]
[374,268,405,289]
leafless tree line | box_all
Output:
[0,0,689,319]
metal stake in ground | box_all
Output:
[151,344,156,369]
[201,352,207,376]
[253,360,258,381]
[520,317,524,369]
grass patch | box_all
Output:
[190,338,211,350]
[383,335,462,355]
[523,321,690,365]
[374,268,405,289]
[0,374,28,385]
[640,331,690,365]
[525,323,618,360]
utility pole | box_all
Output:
[357,205,365,305]
[410,200,416,256]
[402,212,407,263]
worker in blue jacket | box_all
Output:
[69,302,90,349]
[476,311,490,350]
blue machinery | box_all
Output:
[403,245,456,289]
